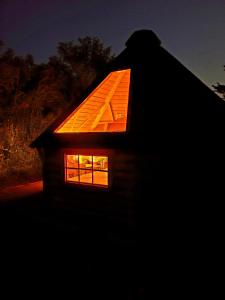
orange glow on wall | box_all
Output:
[65,154,108,186]
[55,69,131,133]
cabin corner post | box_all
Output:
[41,147,65,205]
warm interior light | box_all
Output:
[55,69,131,133]
[65,154,108,186]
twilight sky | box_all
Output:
[1,0,225,89]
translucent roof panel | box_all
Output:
[55,69,131,133]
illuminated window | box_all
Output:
[55,69,131,133]
[65,154,108,186]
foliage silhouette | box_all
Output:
[213,65,225,100]
[0,37,114,187]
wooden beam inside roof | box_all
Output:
[91,72,124,130]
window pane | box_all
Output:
[79,169,92,184]
[65,154,108,187]
[79,155,92,169]
[93,156,108,171]
[66,155,78,168]
[66,168,79,182]
[93,171,108,186]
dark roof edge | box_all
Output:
[125,29,161,48]
[160,46,224,105]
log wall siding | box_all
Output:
[43,148,64,201]
[42,147,160,227]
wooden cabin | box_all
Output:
[32,30,225,231]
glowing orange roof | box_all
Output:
[55,69,131,133]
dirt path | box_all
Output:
[0,181,43,201]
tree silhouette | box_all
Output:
[213,65,225,100]
[0,36,114,186]
[57,36,114,99]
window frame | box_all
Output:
[63,149,111,188]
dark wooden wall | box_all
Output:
[42,147,160,231]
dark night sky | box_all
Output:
[1,0,225,88]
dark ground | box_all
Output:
[1,191,218,298]
[0,173,41,189]
[0,192,149,299]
